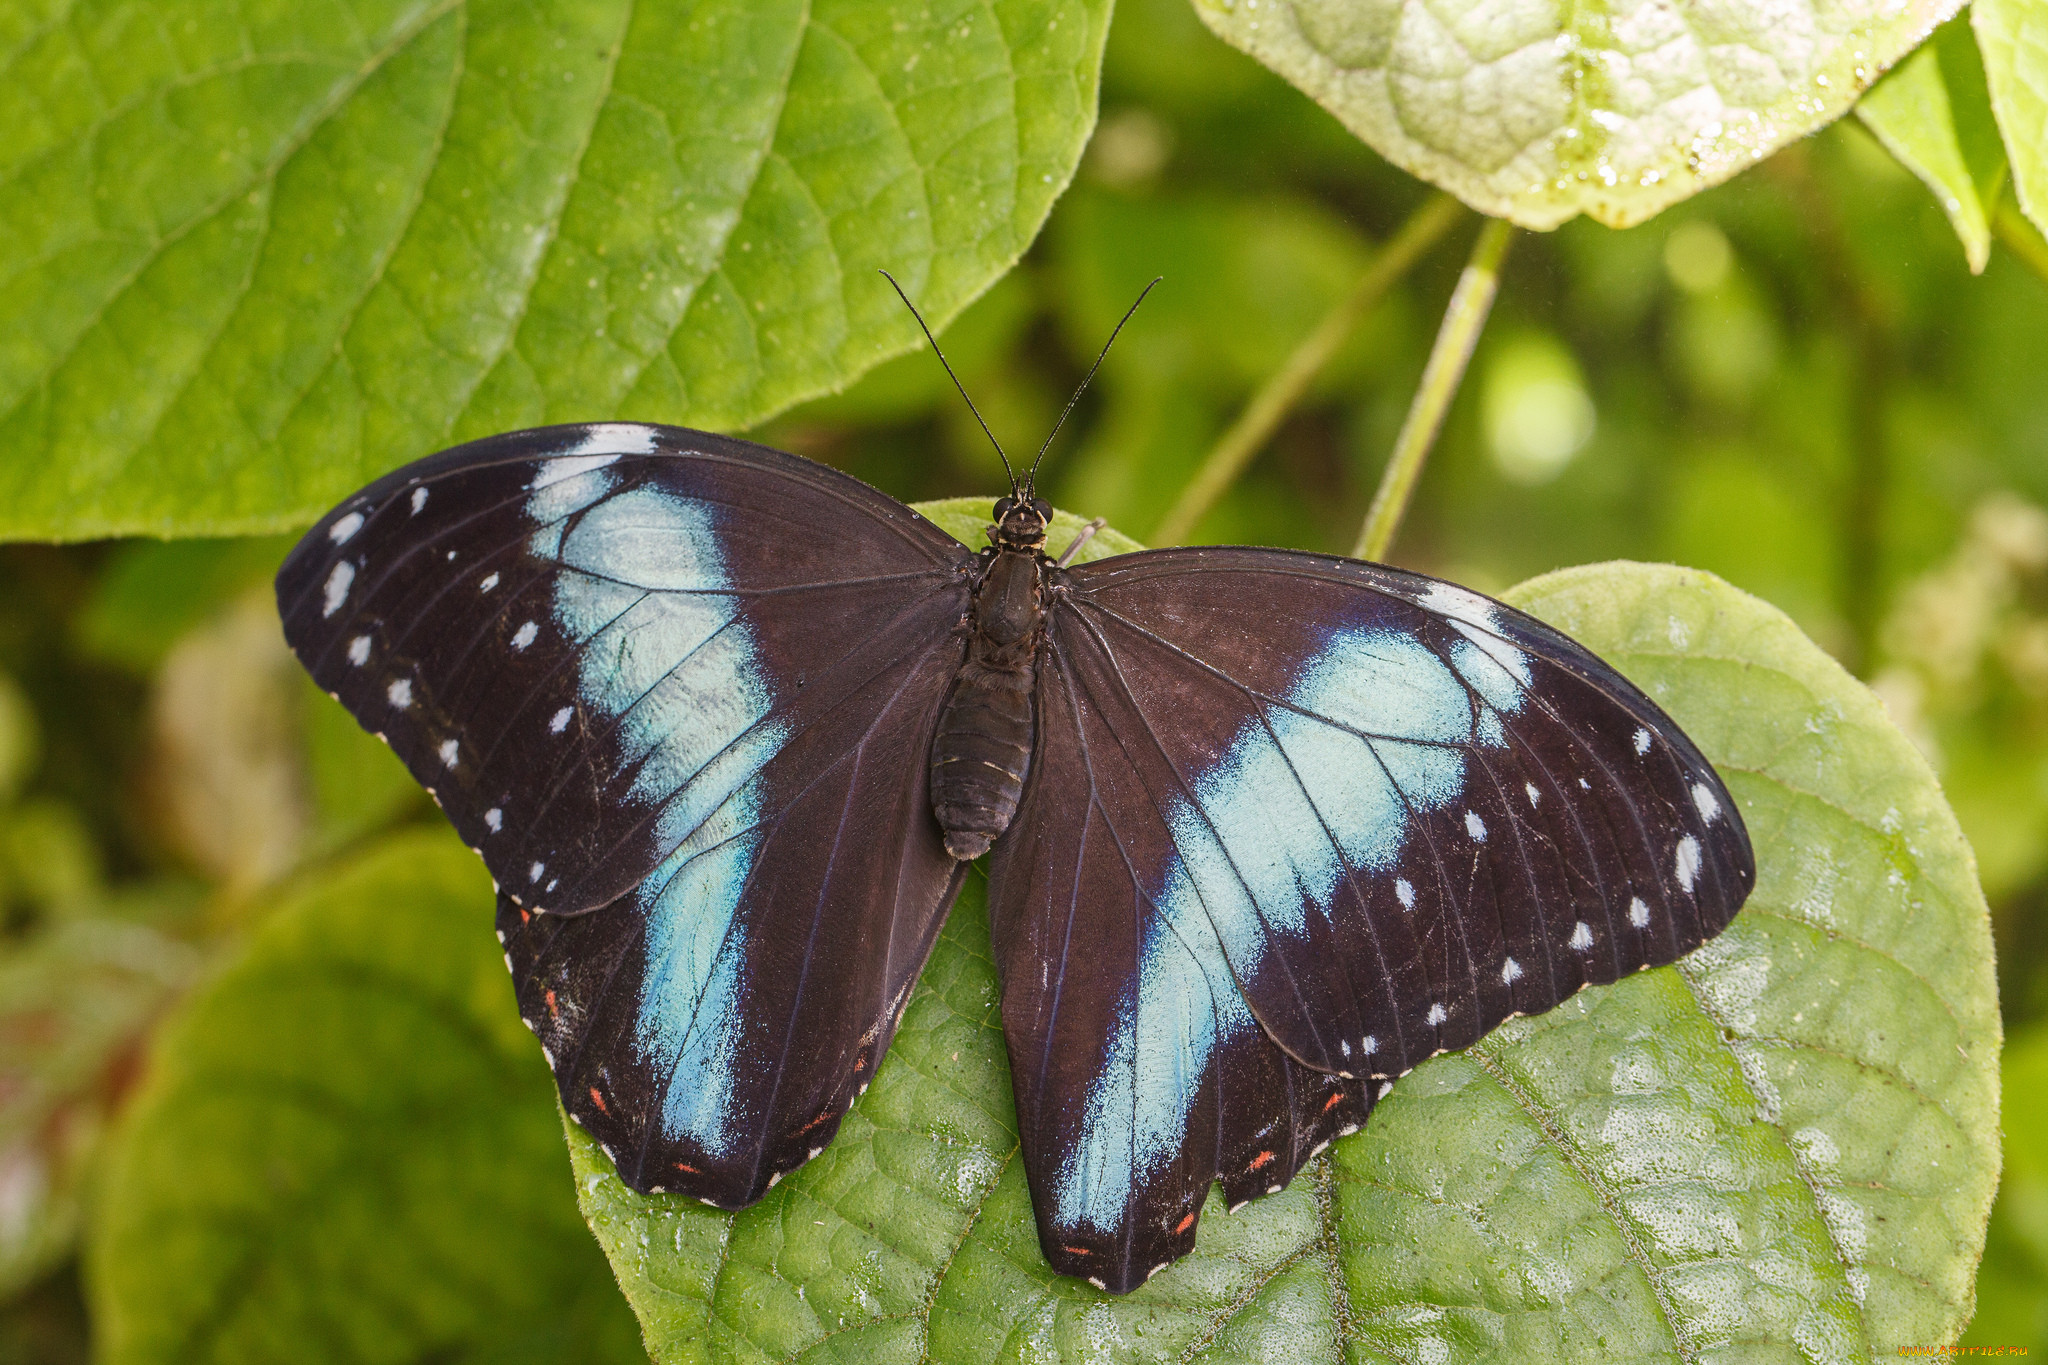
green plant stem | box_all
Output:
[1997,198,2048,283]
[1151,194,1467,546]
[1352,216,1514,562]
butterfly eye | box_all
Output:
[1030,498,1051,522]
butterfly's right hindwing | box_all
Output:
[278,423,975,1204]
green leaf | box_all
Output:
[1977,0,2048,241]
[1188,0,1964,229]
[87,829,647,1364]
[914,496,1147,561]
[569,553,1998,1361]
[0,0,1111,544]
[1858,16,2009,272]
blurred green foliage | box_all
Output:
[0,0,2045,1353]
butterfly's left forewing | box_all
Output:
[278,423,976,1204]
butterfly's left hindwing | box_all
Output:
[986,548,1753,1289]
[987,654,1375,1293]
[277,423,976,1204]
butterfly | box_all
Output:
[277,370,1751,1297]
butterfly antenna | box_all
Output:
[879,270,1017,493]
[1024,276,1161,497]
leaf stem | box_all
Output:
[1352,216,1514,563]
[1151,194,1467,546]
[1996,198,2048,284]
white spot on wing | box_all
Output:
[439,738,459,767]
[1570,921,1594,950]
[530,454,622,491]
[512,621,538,650]
[530,861,545,883]
[1501,957,1522,984]
[1426,1003,1447,1025]
[387,678,413,708]
[411,486,428,514]
[571,423,658,455]
[485,808,503,833]
[480,571,500,593]
[1676,835,1702,891]
[529,428,651,490]
[1419,581,1502,633]
[1465,810,1487,841]
[1691,782,1720,822]
[549,706,573,734]
[1361,1034,1377,1055]
[1525,782,1540,807]
[347,636,372,666]
[1340,1039,1351,1057]
[1633,727,1651,755]
[322,561,355,617]
[1395,878,1415,910]
[329,511,364,544]
[1629,895,1651,927]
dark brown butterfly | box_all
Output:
[275,411,1751,1293]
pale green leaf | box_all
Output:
[1976,0,2048,240]
[0,0,1110,542]
[88,830,646,1364]
[1188,0,1963,229]
[915,496,1147,560]
[1858,16,2009,272]
[569,546,1998,1361]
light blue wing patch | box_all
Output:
[1056,860,1255,1232]
[533,461,790,1156]
[1056,619,1533,1229]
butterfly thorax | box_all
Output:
[929,498,1051,860]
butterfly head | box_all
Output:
[990,495,1052,551]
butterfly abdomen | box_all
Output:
[931,548,1044,860]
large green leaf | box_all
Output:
[1858,15,2009,272]
[0,0,1110,543]
[1187,0,1963,229]
[570,550,2000,1360]
[87,830,646,1364]
[1976,0,2048,239]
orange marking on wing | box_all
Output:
[675,1162,699,1174]
[545,989,559,1018]
[588,1087,608,1115]
[519,908,531,924]
[799,1111,835,1134]
[1248,1149,1275,1171]
[1061,1245,1091,1256]
[1175,1212,1196,1235]
[1323,1092,1345,1112]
